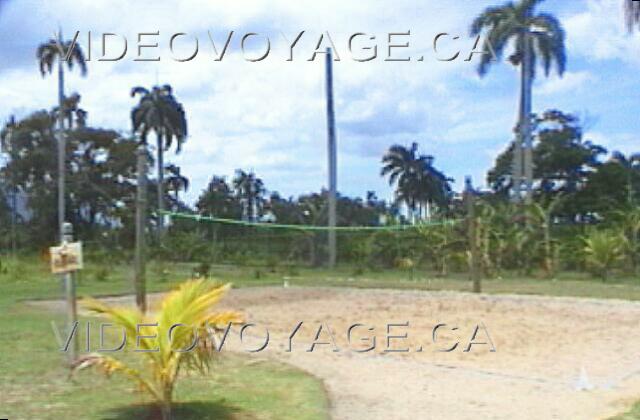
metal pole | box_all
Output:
[513,45,526,203]
[62,222,78,364]
[325,48,337,268]
[464,176,481,293]
[134,145,147,313]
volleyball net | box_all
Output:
[159,210,465,271]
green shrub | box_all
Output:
[93,267,110,282]
[582,230,627,281]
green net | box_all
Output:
[159,210,464,270]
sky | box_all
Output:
[0,0,638,205]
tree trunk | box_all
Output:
[157,133,165,233]
[160,401,172,420]
[57,36,66,242]
[522,32,534,203]
[160,384,173,420]
[543,216,554,278]
[464,178,481,293]
[10,188,17,256]
[161,406,171,420]
[627,171,633,206]
[308,233,317,266]
[134,146,147,313]
[513,70,524,204]
[633,229,639,276]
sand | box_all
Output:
[30,286,640,419]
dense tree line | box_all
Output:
[0,0,638,281]
[1,105,638,253]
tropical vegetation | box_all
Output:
[72,280,242,420]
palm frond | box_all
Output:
[530,12,566,76]
[76,280,242,415]
[71,354,161,401]
[625,0,640,32]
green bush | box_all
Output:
[582,230,627,281]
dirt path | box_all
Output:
[31,286,640,419]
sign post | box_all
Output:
[50,222,82,365]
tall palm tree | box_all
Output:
[625,0,640,31]
[416,154,453,218]
[381,143,421,220]
[196,176,239,219]
[471,0,566,202]
[381,143,452,221]
[52,93,86,130]
[131,85,187,231]
[233,169,265,222]
[611,151,640,205]
[37,31,87,239]
[165,163,189,204]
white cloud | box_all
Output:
[0,0,638,204]
[585,131,637,155]
[535,71,593,95]
[564,0,640,64]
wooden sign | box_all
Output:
[50,241,84,274]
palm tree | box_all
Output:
[415,154,453,218]
[525,195,564,278]
[471,0,566,202]
[583,230,627,281]
[73,280,243,420]
[625,0,640,31]
[233,169,265,222]
[196,176,239,219]
[615,207,640,275]
[52,93,87,130]
[381,143,421,220]
[611,151,640,205]
[37,31,87,239]
[165,164,189,204]
[381,143,451,221]
[131,85,187,231]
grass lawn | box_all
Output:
[613,401,640,420]
[2,254,640,419]
[0,256,329,420]
[202,261,640,302]
[4,255,640,303]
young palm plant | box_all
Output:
[72,280,242,420]
[468,203,494,278]
[418,222,460,277]
[525,195,564,278]
[582,230,627,281]
[615,207,640,274]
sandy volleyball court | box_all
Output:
[33,286,640,419]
